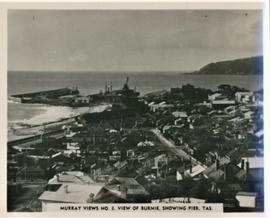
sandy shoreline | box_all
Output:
[9,103,111,126]
[8,103,111,141]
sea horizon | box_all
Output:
[8,71,263,96]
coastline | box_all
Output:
[8,102,112,141]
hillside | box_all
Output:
[193,56,263,75]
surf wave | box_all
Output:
[8,96,21,104]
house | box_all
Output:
[235,92,254,103]
[90,163,104,179]
[137,140,154,147]
[235,192,257,208]
[39,183,103,211]
[38,171,102,211]
[73,95,92,105]
[243,111,254,120]
[64,142,80,156]
[174,116,185,126]
[149,101,174,112]
[143,154,167,175]
[237,157,264,181]
[94,177,149,203]
[113,160,128,170]
[203,157,231,182]
[224,106,236,115]
[176,164,206,181]
[208,93,224,102]
[162,125,172,134]
[126,149,135,158]
[172,111,187,119]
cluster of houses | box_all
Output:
[38,171,149,211]
[7,85,264,212]
[143,89,263,211]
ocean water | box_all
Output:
[8,71,263,127]
[8,71,263,96]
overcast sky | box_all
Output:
[8,10,263,72]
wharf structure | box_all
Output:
[12,87,79,104]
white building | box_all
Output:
[64,142,81,156]
[149,101,174,112]
[236,192,257,208]
[39,171,103,211]
[235,92,255,103]
[172,111,187,118]
[74,96,91,104]
[208,93,224,102]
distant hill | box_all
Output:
[192,56,263,75]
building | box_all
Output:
[73,96,92,105]
[149,101,174,112]
[39,183,103,211]
[204,157,231,182]
[94,177,149,203]
[176,164,206,181]
[64,142,81,156]
[237,157,264,181]
[235,192,257,208]
[172,111,188,118]
[38,171,102,211]
[235,92,255,104]
[208,93,224,102]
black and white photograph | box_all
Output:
[5,4,266,214]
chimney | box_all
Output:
[56,174,60,182]
[246,161,250,174]
[64,185,69,193]
[87,193,95,203]
[241,159,245,169]
[216,159,220,170]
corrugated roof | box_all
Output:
[104,177,149,199]
[236,191,257,197]
[204,157,230,176]
[111,177,139,186]
[184,164,206,178]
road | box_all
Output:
[151,128,203,166]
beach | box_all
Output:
[8,102,111,141]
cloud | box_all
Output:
[8,10,263,72]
